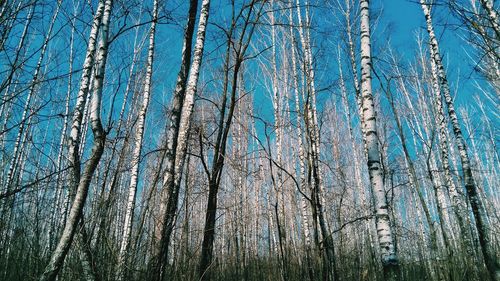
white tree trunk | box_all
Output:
[173,0,210,183]
[116,0,158,279]
[359,0,399,279]
[151,1,209,279]
[3,0,60,194]
[421,1,500,278]
[479,0,500,36]
[39,1,112,280]
[289,9,311,250]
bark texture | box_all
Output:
[39,0,112,279]
[359,0,399,279]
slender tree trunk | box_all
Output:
[116,0,158,279]
[289,9,314,280]
[359,0,399,279]
[344,2,380,269]
[478,0,500,38]
[295,1,337,279]
[39,1,112,279]
[198,2,262,279]
[383,77,440,278]
[198,178,220,280]
[421,1,500,279]
[149,0,206,279]
[0,2,33,99]
[2,0,60,203]
[0,3,33,127]
[269,3,289,278]
[51,4,77,251]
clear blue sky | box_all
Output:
[379,0,488,108]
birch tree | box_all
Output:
[0,4,58,257]
[0,0,498,280]
[116,0,158,279]
[359,0,399,279]
[149,0,207,279]
[40,0,112,279]
[421,1,500,279]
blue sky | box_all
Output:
[2,0,496,171]
[379,0,494,109]
[383,0,422,49]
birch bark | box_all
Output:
[3,0,60,198]
[289,7,312,256]
[478,0,500,37]
[40,0,112,279]
[359,0,399,279]
[52,4,77,250]
[116,0,158,279]
[421,1,499,279]
[149,1,207,279]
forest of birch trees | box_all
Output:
[0,0,499,280]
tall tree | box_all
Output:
[197,1,263,279]
[148,0,206,279]
[421,1,500,279]
[358,0,399,279]
[40,0,113,279]
[116,0,158,279]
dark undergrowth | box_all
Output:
[1,245,490,281]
